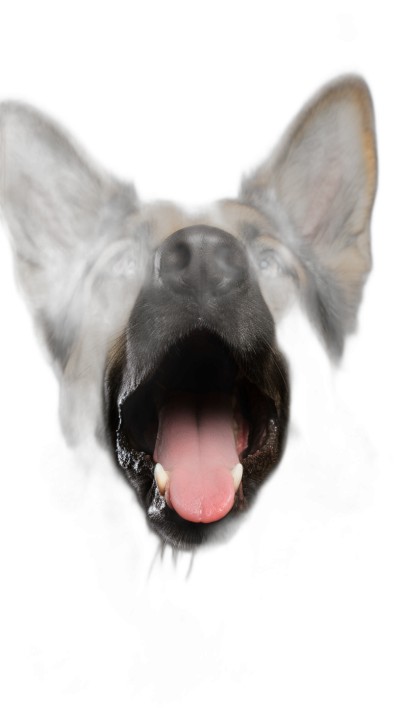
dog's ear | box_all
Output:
[241,76,377,358]
[0,102,137,366]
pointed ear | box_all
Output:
[241,76,377,358]
[0,102,137,365]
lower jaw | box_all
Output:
[119,417,282,549]
[116,406,284,547]
[117,384,278,550]
[145,472,259,550]
[146,492,244,550]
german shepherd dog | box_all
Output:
[0,76,377,550]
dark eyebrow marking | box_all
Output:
[239,222,260,243]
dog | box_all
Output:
[0,75,377,550]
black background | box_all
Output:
[0,23,399,711]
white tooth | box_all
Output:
[154,463,169,496]
[231,463,243,493]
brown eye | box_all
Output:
[254,255,283,275]
[111,253,140,275]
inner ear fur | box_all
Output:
[241,75,377,358]
[0,102,120,300]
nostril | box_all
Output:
[157,225,248,300]
[214,245,246,280]
[161,243,191,273]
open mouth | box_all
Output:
[111,328,288,548]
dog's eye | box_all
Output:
[258,251,281,276]
[112,256,136,276]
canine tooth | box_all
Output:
[231,463,243,493]
[154,463,169,496]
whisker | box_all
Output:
[78,327,129,354]
[106,343,125,392]
[186,551,195,580]
[64,354,109,387]
[147,541,162,580]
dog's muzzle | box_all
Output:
[105,225,290,548]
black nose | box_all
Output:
[157,225,248,302]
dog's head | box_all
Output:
[0,76,377,549]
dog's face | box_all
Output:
[0,76,377,549]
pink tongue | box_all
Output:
[153,392,237,523]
